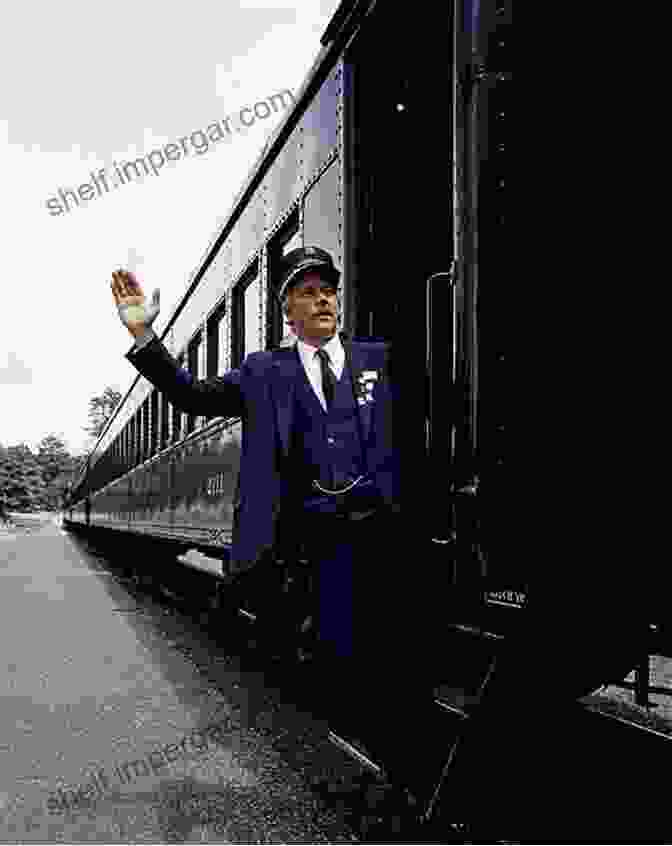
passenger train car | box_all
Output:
[62,0,667,835]
[66,0,515,624]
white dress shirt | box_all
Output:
[295,333,345,412]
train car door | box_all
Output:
[333,0,511,794]
[343,0,506,642]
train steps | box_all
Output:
[326,614,672,840]
[423,623,672,842]
[323,621,503,836]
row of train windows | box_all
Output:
[90,216,304,483]
[72,146,342,502]
[105,298,239,472]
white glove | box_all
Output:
[117,287,160,331]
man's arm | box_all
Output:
[125,332,243,419]
[112,269,243,419]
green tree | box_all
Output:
[0,443,46,512]
[36,435,70,484]
[0,444,10,521]
[83,386,122,441]
[1,386,122,515]
[35,434,78,510]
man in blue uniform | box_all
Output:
[111,246,397,657]
[109,249,431,802]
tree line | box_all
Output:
[0,387,121,520]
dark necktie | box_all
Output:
[316,348,336,410]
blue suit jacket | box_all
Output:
[126,331,400,572]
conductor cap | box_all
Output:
[276,246,340,303]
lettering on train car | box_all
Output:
[205,472,226,497]
[485,590,527,607]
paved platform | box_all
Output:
[0,515,369,843]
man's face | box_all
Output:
[285,271,338,341]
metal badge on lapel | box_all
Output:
[356,370,378,406]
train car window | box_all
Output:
[218,307,228,377]
[204,300,228,420]
[129,414,136,467]
[160,393,169,449]
[131,409,137,467]
[231,260,260,367]
[198,335,206,427]
[266,208,300,349]
[142,401,149,459]
[174,354,187,441]
[171,390,180,443]
[142,397,150,461]
[133,406,140,465]
[135,406,142,464]
[166,399,174,445]
[186,332,203,433]
[206,300,226,378]
[150,389,159,455]
[126,416,131,468]
[198,333,206,380]
[244,276,260,357]
[136,409,142,465]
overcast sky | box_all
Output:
[0,0,341,457]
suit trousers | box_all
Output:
[298,504,441,795]
[300,504,391,661]
[300,505,389,723]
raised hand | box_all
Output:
[110,269,160,338]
